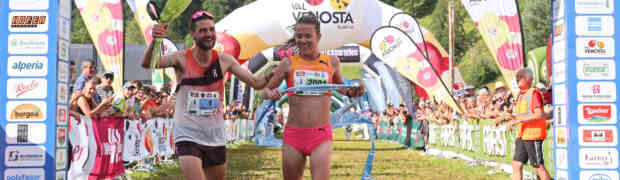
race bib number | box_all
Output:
[293,70,329,96]
[186,90,219,116]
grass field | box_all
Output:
[128,129,510,180]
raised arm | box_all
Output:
[140,24,179,70]
[224,53,273,89]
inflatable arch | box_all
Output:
[215,0,467,105]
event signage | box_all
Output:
[553,0,620,179]
[1,0,70,179]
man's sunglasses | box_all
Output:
[191,10,213,21]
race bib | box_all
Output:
[186,90,219,116]
[293,70,329,96]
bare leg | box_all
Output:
[282,143,306,180]
[533,165,551,180]
[178,156,206,180]
[309,141,333,180]
[512,160,523,180]
[203,163,226,180]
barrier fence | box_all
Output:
[69,114,554,178]
[375,118,555,176]
[68,116,257,179]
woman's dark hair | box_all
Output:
[285,12,321,47]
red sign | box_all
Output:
[583,129,614,143]
[583,105,612,122]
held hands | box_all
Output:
[152,24,168,39]
[263,88,283,100]
[346,84,365,97]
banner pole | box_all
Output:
[449,0,455,94]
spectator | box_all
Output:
[113,82,138,119]
[96,71,115,102]
[73,59,97,93]
[76,78,114,120]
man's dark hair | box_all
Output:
[190,12,214,32]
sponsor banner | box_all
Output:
[58,0,71,18]
[579,148,618,169]
[576,16,615,36]
[577,82,616,102]
[556,127,567,147]
[322,45,360,62]
[578,126,617,146]
[554,84,568,104]
[575,0,614,14]
[580,171,619,180]
[68,116,96,180]
[57,83,68,104]
[3,168,45,180]
[370,26,461,113]
[272,45,361,63]
[4,146,46,167]
[8,11,49,32]
[58,17,71,40]
[554,105,567,126]
[7,78,47,99]
[58,61,69,83]
[578,104,617,124]
[557,148,568,169]
[576,38,615,58]
[58,39,69,61]
[6,101,46,122]
[556,170,568,180]
[57,127,67,147]
[56,171,66,180]
[90,116,125,179]
[5,123,47,144]
[73,0,125,94]
[56,105,68,125]
[552,0,564,20]
[553,62,566,83]
[577,60,615,80]
[9,0,49,10]
[460,0,524,91]
[554,20,566,41]
[8,34,48,55]
[553,41,566,61]
[7,56,48,77]
[56,149,67,170]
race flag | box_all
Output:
[461,0,525,91]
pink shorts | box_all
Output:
[282,123,333,156]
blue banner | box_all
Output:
[552,0,620,179]
[373,61,402,107]
[0,0,71,179]
[361,70,387,114]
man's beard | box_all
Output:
[196,40,214,51]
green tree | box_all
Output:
[459,40,500,87]
[71,1,92,44]
[123,1,146,44]
[520,0,551,53]
[392,0,438,18]
[420,0,480,63]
